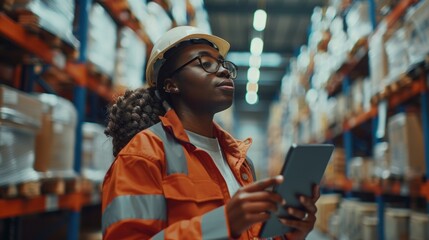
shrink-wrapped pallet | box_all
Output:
[87,3,117,77]
[0,85,42,186]
[9,0,78,49]
[81,122,113,182]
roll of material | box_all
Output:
[0,85,42,185]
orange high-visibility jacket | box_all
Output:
[102,109,261,239]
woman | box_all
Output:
[102,26,319,239]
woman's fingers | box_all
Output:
[241,201,279,214]
[244,212,271,223]
[299,195,317,214]
[312,184,321,202]
[242,175,283,192]
[277,185,320,239]
[286,207,311,221]
[226,175,286,237]
[236,190,285,205]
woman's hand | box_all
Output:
[282,185,320,240]
[226,175,285,238]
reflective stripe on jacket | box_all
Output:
[102,109,261,239]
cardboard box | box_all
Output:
[369,23,389,97]
[388,112,425,178]
[34,94,77,178]
[0,85,43,129]
[385,27,409,84]
[34,112,54,172]
[315,194,341,233]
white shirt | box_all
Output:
[186,130,241,196]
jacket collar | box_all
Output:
[158,109,252,160]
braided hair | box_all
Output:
[105,87,166,157]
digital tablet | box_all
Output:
[259,144,334,238]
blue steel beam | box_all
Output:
[21,65,35,93]
[368,0,378,30]
[421,86,429,213]
[67,0,92,240]
[376,195,385,240]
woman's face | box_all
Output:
[166,43,235,114]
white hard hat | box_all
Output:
[146,26,230,87]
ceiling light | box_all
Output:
[247,67,260,83]
[249,55,261,68]
[246,82,259,92]
[250,37,264,55]
[227,52,284,67]
[253,9,267,31]
[245,92,258,105]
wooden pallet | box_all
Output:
[370,76,414,105]
[81,178,102,194]
[41,177,82,195]
[0,181,41,198]
[65,177,82,193]
[386,76,412,94]
[41,177,65,195]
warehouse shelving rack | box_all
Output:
[0,192,101,219]
[319,0,429,239]
[0,0,154,239]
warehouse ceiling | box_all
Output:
[204,0,325,114]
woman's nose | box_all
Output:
[217,64,232,79]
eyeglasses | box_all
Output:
[169,54,238,79]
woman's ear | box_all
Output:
[163,78,180,93]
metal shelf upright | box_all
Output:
[422,70,429,213]
[67,0,92,239]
